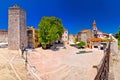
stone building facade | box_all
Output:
[78,29,93,43]
[62,29,68,44]
[27,26,39,48]
[8,5,27,50]
[68,34,75,45]
[0,30,8,42]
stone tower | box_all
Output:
[92,20,98,37]
[92,20,97,31]
[8,4,27,50]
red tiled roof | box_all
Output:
[0,30,8,32]
[90,38,102,42]
[81,30,90,33]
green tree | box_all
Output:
[75,38,78,43]
[115,27,120,46]
[77,41,86,47]
[115,29,120,40]
[102,38,112,42]
[38,16,64,49]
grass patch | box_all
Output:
[76,51,92,54]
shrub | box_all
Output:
[77,41,86,47]
[118,40,120,45]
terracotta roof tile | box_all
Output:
[81,30,90,33]
[0,30,8,32]
[90,38,102,42]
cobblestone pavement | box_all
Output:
[0,48,35,80]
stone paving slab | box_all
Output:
[28,45,104,80]
[0,46,106,80]
[0,48,35,80]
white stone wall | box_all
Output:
[69,35,75,44]
[62,30,68,43]
[110,34,119,54]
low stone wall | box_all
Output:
[110,35,119,54]
[94,43,111,80]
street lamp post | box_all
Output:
[21,43,24,57]
[25,49,28,63]
[24,48,28,69]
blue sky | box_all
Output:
[0,0,120,34]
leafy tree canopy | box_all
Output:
[38,16,64,48]
[115,27,120,46]
[115,27,120,40]
[77,41,86,47]
[75,38,78,43]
